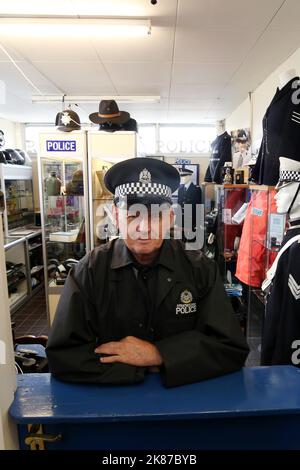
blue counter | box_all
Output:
[9,366,300,450]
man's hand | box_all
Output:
[94,336,163,367]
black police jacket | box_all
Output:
[204,131,232,184]
[177,182,202,230]
[46,239,249,387]
[253,77,300,186]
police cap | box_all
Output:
[276,157,300,189]
[104,157,180,205]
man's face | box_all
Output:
[115,203,174,256]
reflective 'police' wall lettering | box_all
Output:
[46,140,77,152]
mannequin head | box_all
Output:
[275,157,300,220]
[275,182,300,217]
[278,68,297,89]
[179,168,194,186]
[216,119,226,136]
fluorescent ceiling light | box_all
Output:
[0,18,151,38]
[32,95,160,104]
[0,1,141,16]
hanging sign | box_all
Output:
[46,140,77,152]
[175,158,191,165]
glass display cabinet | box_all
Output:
[4,236,28,313]
[238,185,286,358]
[4,231,45,314]
[88,131,137,249]
[0,164,34,235]
[202,182,286,358]
[38,131,90,323]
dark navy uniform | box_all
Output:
[46,238,249,387]
[177,182,202,233]
[253,77,300,186]
[261,225,300,365]
[204,131,232,184]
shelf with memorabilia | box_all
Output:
[0,164,35,236]
[4,229,45,313]
[4,236,28,313]
[38,131,90,323]
[26,231,44,293]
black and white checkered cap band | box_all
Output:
[115,182,172,198]
[280,170,300,183]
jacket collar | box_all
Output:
[110,238,175,271]
[269,77,300,107]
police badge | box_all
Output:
[139,168,151,183]
[180,290,193,304]
[176,289,196,315]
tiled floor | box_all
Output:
[11,288,49,338]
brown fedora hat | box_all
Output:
[89,99,130,125]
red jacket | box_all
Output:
[236,189,277,288]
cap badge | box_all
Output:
[61,112,72,126]
[180,290,193,304]
[139,168,151,183]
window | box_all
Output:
[137,124,156,155]
[158,125,215,154]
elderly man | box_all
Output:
[46,158,248,387]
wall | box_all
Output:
[225,97,251,135]
[226,46,300,150]
[0,118,24,149]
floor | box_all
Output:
[11,288,49,338]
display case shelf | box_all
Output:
[0,164,35,236]
[28,243,43,251]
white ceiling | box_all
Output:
[0,0,299,124]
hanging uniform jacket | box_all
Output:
[235,189,278,288]
[177,182,202,231]
[261,225,300,365]
[252,77,300,185]
[204,132,232,184]
[46,238,249,388]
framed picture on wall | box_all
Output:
[172,163,200,185]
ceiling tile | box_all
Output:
[172,62,238,85]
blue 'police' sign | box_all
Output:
[175,158,191,165]
[46,140,77,152]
